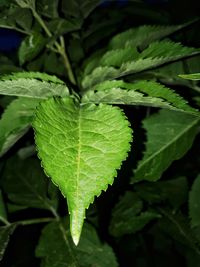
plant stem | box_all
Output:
[31,9,76,85]
[17,217,55,226]
[0,216,10,226]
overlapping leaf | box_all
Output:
[0,73,69,98]
[132,109,200,182]
[82,80,199,116]
[33,96,132,244]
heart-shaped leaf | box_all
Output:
[33,96,132,244]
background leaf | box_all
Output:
[2,156,58,214]
[0,225,16,261]
[132,110,200,182]
[189,175,200,228]
[36,220,118,267]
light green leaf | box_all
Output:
[2,156,58,213]
[0,97,40,157]
[0,225,16,261]
[0,77,69,98]
[19,32,46,65]
[82,80,198,116]
[36,221,118,267]
[189,175,200,228]
[33,96,132,244]
[1,72,65,84]
[179,73,200,81]
[109,191,160,237]
[109,22,195,50]
[133,110,200,182]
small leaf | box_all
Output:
[19,32,46,65]
[179,73,200,81]
[109,191,160,237]
[2,156,58,213]
[0,224,16,261]
[189,175,200,228]
[36,220,118,267]
[0,97,40,157]
[33,96,132,244]
[133,110,200,182]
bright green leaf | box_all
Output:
[0,77,69,98]
[36,220,118,267]
[132,110,200,182]
[0,97,40,157]
[189,175,200,228]
[33,96,132,244]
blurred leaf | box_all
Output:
[47,18,80,37]
[0,224,16,261]
[36,221,118,267]
[37,0,59,18]
[18,32,46,65]
[0,190,7,224]
[189,175,200,228]
[132,110,200,182]
[2,156,58,213]
[179,73,200,81]
[135,177,188,209]
[109,191,160,237]
[0,97,40,157]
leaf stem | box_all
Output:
[30,8,76,85]
[16,217,55,226]
[0,216,11,226]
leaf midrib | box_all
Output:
[136,117,200,173]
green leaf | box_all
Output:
[2,156,58,213]
[47,18,80,36]
[0,97,40,157]
[179,73,200,81]
[18,32,46,65]
[109,191,160,237]
[0,224,16,261]
[0,190,8,225]
[1,72,65,84]
[33,96,132,244]
[36,220,118,267]
[132,110,200,182]
[37,0,59,18]
[135,177,188,209]
[82,80,198,116]
[82,41,199,89]
[189,175,200,228]
[109,22,195,50]
[0,76,69,98]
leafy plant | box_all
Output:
[0,0,200,266]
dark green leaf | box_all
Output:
[36,220,118,267]
[0,224,16,261]
[2,156,58,213]
[19,32,46,65]
[189,175,200,228]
